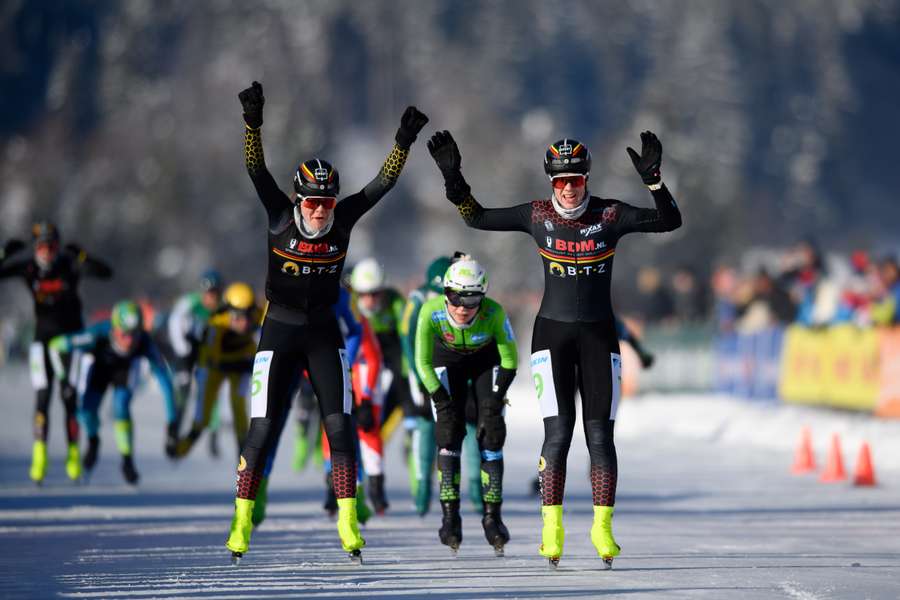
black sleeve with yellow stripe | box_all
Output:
[244,125,293,229]
[335,143,411,229]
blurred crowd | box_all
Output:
[618,239,900,335]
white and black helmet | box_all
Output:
[443,257,488,295]
[350,258,385,294]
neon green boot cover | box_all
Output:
[336,497,366,552]
[65,443,82,480]
[539,505,565,559]
[590,506,620,559]
[30,440,48,482]
[226,498,255,554]
[292,428,310,472]
[114,419,133,456]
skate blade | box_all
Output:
[449,544,460,557]
[600,557,614,570]
[493,544,505,558]
[548,557,560,570]
[348,550,363,565]
[231,552,243,566]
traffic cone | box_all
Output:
[853,442,877,487]
[791,427,816,474]
[819,434,846,483]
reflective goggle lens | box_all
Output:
[551,175,586,189]
[445,290,484,308]
[300,196,337,210]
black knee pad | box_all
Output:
[541,415,575,463]
[584,419,616,466]
[434,400,465,451]
[477,411,506,452]
[323,413,354,455]
[244,417,274,450]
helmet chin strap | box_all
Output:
[550,188,590,220]
[294,206,334,240]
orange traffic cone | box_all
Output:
[791,427,816,474]
[819,434,847,483]
[853,442,877,487]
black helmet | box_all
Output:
[543,139,591,179]
[32,221,60,244]
[294,158,339,198]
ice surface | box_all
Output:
[1,366,898,599]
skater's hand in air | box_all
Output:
[428,130,462,175]
[164,423,179,458]
[356,399,376,432]
[626,131,663,186]
[63,243,83,257]
[395,106,429,148]
[238,81,265,129]
[48,335,69,356]
[2,238,24,260]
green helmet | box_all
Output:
[111,300,143,332]
[425,256,452,293]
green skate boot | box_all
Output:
[65,443,82,481]
[251,476,269,527]
[30,440,48,485]
[337,497,366,562]
[355,483,372,525]
[292,429,310,472]
[539,505,565,568]
[590,505,621,569]
[226,498,254,564]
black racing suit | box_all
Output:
[234,124,411,504]
[455,187,681,507]
[0,248,112,444]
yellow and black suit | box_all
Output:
[176,311,259,458]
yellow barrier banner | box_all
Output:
[779,326,827,404]
[823,325,880,411]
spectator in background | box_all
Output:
[835,250,878,325]
[634,266,673,323]
[711,265,739,333]
[737,268,795,332]
[779,239,838,326]
[670,266,706,323]
[871,256,900,326]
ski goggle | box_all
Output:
[551,175,586,189]
[445,289,484,308]
[299,196,337,210]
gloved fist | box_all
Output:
[427,130,462,174]
[64,243,83,257]
[626,131,663,185]
[238,81,265,129]
[356,399,376,432]
[48,335,69,355]
[164,423,179,458]
[395,106,429,148]
[2,239,24,260]
[430,386,452,409]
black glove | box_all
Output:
[356,399,376,432]
[395,106,429,148]
[638,350,655,369]
[165,423,179,458]
[626,131,663,185]
[63,243,83,257]
[2,239,24,260]
[427,130,471,204]
[238,81,265,129]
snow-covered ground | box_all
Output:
[1,364,899,599]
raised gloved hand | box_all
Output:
[356,398,376,432]
[626,131,663,186]
[164,422,179,458]
[427,130,470,205]
[238,81,265,129]
[395,106,429,148]
[2,239,24,260]
[48,335,70,356]
[428,130,462,174]
[63,243,83,257]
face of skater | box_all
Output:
[444,289,483,325]
[299,196,336,232]
[202,290,221,312]
[111,327,138,355]
[229,310,252,335]
[34,241,59,269]
[356,291,383,315]
[552,174,587,209]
